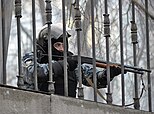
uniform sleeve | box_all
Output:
[23,52,65,79]
[80,64,108,88]
[22,52,49,78]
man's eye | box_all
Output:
[54,42,63,48]
[57,44,61,46]
[54,44,60,47]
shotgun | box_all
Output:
[38,53,150,74]
[69,55,151,74]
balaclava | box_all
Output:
[37,23,70,63]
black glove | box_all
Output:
[67,59,78,71]
[110,66,121,78]
[103,65,127,79]
[97,66,127,89]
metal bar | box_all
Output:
[91,0,97,102]
[45,0,54,94]
[74,0,84,99]
[131,0,140,109]
[1,0,6,84]
[118,0,125,106]
[62,0,68,97]
[104,0,112,104]
[132,37,140,110]
[145,0,152,112]
[15,0,24,89]
[32,0,38,90]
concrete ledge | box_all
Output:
[0,85,153,114]
[51,95,153,114]
[0,86,51,114]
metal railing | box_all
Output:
[12,0,153,112]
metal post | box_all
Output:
[145,0,152,112]
[45,0,55,94]
[91,0,97,102]
[118,0,125,106]
[74,0,84,99]
[104,0,112,104]
[32,0,38,91]
[131,0,140,109]
[15,0,24,89]
[1,0,6,84]
[62,0,68,97]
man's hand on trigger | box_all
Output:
[110,65,127,78]
[110,65,121,78]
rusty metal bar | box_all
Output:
[131,0,140,109]
[15,0,24,89]
[118,0,125,106]
[45,0,54,94]
[145,0,152,112]
[62,0,68,97]
[104,0,112,104]
[32,0,38,90]
[91,0,97,102]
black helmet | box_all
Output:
[37,23,71,62]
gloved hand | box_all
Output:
[110,65,121,78]
[67,59,78,71]
[97,66,127,89]
[104,65,127,79]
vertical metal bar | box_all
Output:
[118,0,125,106]
[91,0,97,102]
[74,0,84,99]
[45,0,54,94]
[62,0,68,97]
[104,0,112,104]
[32,0,38,90]
[131,0,139,109]
[104,0,108,14]
[1,0,6,84]
[15,0,24,89]
[145,0,152,112]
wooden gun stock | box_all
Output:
[96,62,118,68]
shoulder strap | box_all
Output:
[85,77,107,102]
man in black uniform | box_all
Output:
[22,23,124,97]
